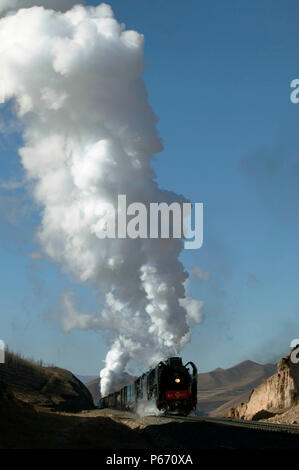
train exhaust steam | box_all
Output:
[0,2,204,396]
[136,399,163,417]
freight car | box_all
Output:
[100,357,197,415]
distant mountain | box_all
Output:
[86,378,101,405]
[75,375,98,384]
[197,360,276,417]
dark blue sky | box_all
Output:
[1,0,299,374]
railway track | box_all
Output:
[164,413,299,435]
[100,409,299,448]
[102,408,299,435]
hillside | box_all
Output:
[0,381,152,449]
[197,360,276,416]
[228,348,299,421]
[0,351,94,412]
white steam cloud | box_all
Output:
[0,3,204,396]
[0,0,82,15]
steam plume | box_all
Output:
[0,3,203,396]
[0,0,82,15]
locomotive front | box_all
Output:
[157,357,197,415]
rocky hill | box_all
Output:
[0,351,94,412]
[228,348,299,421]
[197,360,276,416]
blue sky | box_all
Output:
[0,0,299,375]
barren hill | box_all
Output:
[228,348,299,421]
[0,351,94,412]
[197,360,276,416]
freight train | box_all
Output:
[100,357,197,415]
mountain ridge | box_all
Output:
[197,359,276,416]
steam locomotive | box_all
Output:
[100,357,197,415]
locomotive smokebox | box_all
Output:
[165,357,183,367]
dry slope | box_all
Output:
[228,348,299,421]
[197,360,276,416]
[0,351,94,412]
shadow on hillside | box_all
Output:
[0,394,151,449]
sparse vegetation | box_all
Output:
[4,346,54,368]
[0,349,94,411]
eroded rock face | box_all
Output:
[228,348,299,420]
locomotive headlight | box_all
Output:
[175,378,181,383]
